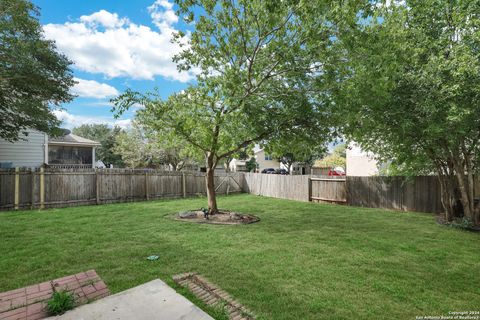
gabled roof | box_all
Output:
[48,134,100,147]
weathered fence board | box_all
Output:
[309,177,347,204]
[346,176,444,213]
[2,168,478,214]
[0,169,243,210]
[243,173,311,202]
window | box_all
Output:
[48,146,92,165]
[264,154,272,161]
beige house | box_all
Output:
[346,142,379,176]
[228,148,311,174]
[254,149,280,172]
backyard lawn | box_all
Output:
[0,194,479,319]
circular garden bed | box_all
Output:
[175,209,260,225]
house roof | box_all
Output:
[48,134,100,147]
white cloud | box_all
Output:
[79,10,128,29]
[53,110,132,129]
[72,78,119,98]
[148,0,178,29]
[43,1,193,82]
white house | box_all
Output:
[0,129,100,168]
[228,158,248,172]
[346,142,379,176]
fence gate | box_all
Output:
[308,177,347,204]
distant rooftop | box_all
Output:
[49,133,100,147]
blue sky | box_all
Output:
[33,0,194,129]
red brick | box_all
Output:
[26,311,48,320]
[53,281,81,292]
[93,281,107,291]
[0,300,12,313]
[26,303,44,316]
[85,288,109,301]
[9,296,26,309]
[26,292,51,305]
[26,288,52,300]
[52,275,75,284]
[37,283,51,292]
[85,270,98,278]
[25,286,39,295]
[0,306,26,319]
[0,291,26,302]
[81,285,96,296]
[78,277,100,286]
[0,288,25,299]
[75,272,88,280]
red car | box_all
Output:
[328,167,346,176]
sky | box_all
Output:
[33,0,195,130]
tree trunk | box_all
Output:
[452,159,473,220]
[205,153,219,214]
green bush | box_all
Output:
[46,291,75,316]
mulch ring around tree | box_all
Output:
[175,209,260,225]
[436,214,480,233]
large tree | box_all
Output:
[0,0,75,141]
[113,0,333,213]
[328,0,480,224]
[72,124,124,167]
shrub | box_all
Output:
[46,291,75,315]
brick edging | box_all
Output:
[173,273,254,320]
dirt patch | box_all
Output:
[175,210,260,225]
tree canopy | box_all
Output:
[113,0,333,213]
[0,0,75,141]
[328,0,480,224]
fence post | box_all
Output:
[14,167,20,210]
[145,172,149,200]
[40,167,45,209]
[307,177,312,202]
[182,173,186,198]
[226,174,230,196]
[31,168,35,209]
[96,169,100,205]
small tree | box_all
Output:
[266,136,328,172]
[245,157,258,173]
[0,0,75,141]
[113,0,332,214]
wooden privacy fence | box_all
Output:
[243,173,480,214]
[243,173,347,204]
[308,177,347,204]
[2,169,478,214]
[0,168,243,210]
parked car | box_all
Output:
[261,168,276,174]
[275,169,289,175]
[328,166,346,176]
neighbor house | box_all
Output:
[346,142,379,176]
[228,148,311,174]
[0,129,100,168]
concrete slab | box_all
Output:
[47,279,214,320]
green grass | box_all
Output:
[0,194,479,319]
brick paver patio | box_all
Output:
[0,270,109,320]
